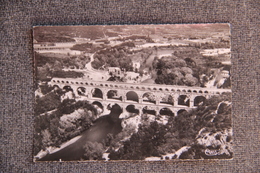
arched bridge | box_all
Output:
[49,77,231,116]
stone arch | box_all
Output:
[52,85,61,94]
[107,90,122,101]
[178,95,190,107]
[142,92,156,104]
[92,101,104,114]
[77,87,87,96]
[142,106,156,115]
[194,96,206,106]
[109,104,123,117]
[126,105,140,114]
[53,84,60,89]
[126,91,139,102]
[159,108,174,116]
[160,94,174,105]
[92,88,103,99]
[63,85,73,92]
[177,109,188,116]
[92,101,103,109]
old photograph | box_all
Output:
[33,24,232,161]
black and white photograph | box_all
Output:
[33,24,232,161]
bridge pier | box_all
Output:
[103,95,107,101]
[173,95,179,106]
[189,94,196,107]
[70,86,79,97]
[173,110,178,117]
[122,96,126,102]
[102,89,109,101]
[88,92,92,99]
[189,100,194,107]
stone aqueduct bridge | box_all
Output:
[49,78,231,116]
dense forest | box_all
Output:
[35,52,90,81]
[91,42,135,71]
[34,96,98,155]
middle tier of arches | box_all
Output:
[56,85,208,108]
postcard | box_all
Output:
[33,24,232,161]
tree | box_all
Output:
[91,58,105,69]
[184,58,196,67]
[109,121,168,160]
[161,95,174,105]
[107,90,118,98]
[36,65,52,81]
[35,92,61,115]
[182,74,198,86]
[154,56,192,85]
[52,60,63,71]
[143,92,156,102]
[52,70,84,78]
[83,141,105,160]
[180,67,193,76]
[41,129,52,148]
